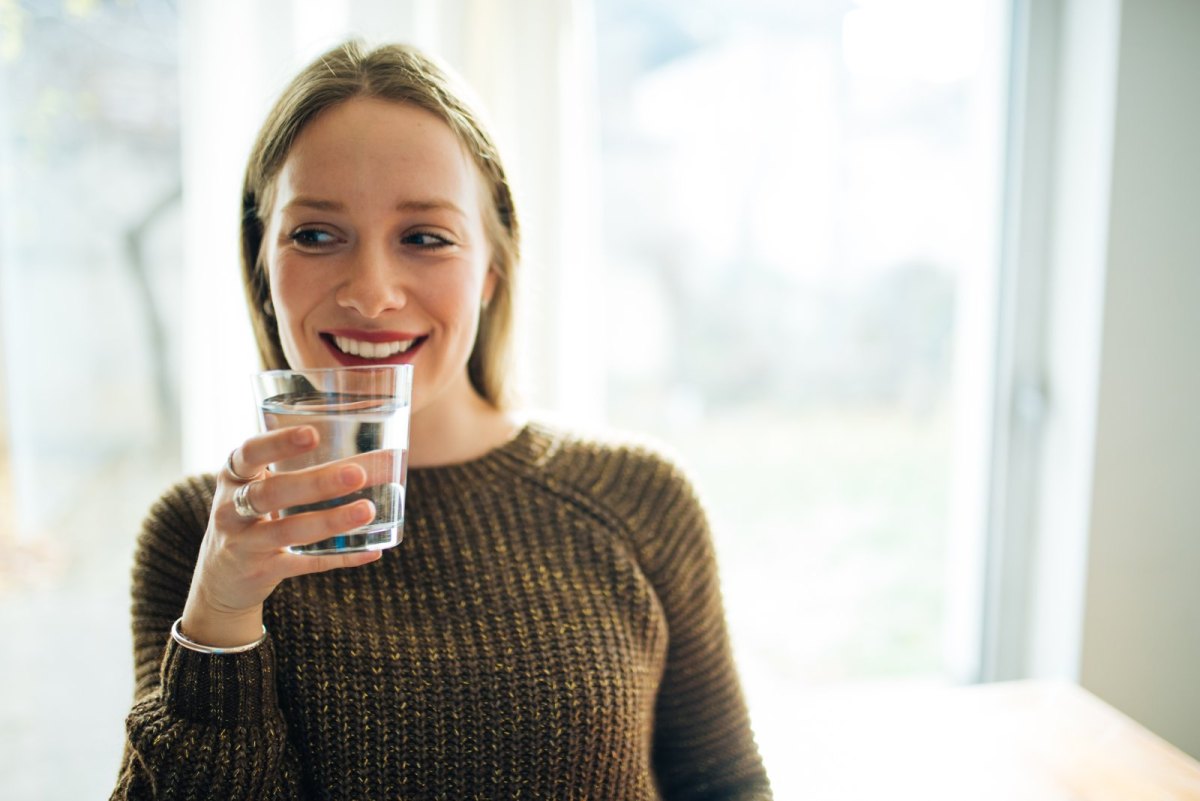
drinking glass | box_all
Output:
[251,365,413,554]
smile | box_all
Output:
[332,335,418,358]
[321,331,428,365]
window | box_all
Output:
[0,1,182,797]
[592,0,1010,790]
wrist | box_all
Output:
[161,627,281,727]
[180,601,265,649]
[171,616,266,655]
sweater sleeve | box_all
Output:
[616,450,774,800]
[110,476,305,800]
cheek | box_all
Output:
[423,267,487,324]
[269,260,323,323]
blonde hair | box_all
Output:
[240,41,519,408]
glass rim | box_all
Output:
[255,364,414,379]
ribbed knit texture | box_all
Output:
[112,422,773,800]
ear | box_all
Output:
[482,267,498,308]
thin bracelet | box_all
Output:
[171,617,267,655]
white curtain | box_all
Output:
[179,0,602,474]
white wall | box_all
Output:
[1078,0,1200,759]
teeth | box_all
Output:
[333,336,416,358]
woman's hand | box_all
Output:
[179,425,381,648]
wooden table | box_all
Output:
[775,680,1200,800]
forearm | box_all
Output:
[112,637,303,800]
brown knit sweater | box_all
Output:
[112,422,772,800]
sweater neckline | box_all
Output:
[406,421,554,485]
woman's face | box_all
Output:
[263,97,496,418]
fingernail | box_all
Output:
[340,466,362,486]
[293,427,315,446]
[353,500,375,521]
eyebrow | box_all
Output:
[283,196,467,218]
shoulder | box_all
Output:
[520,419,708,538]
[525,417,694,485]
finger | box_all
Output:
[287,547,384,577]
[246,461,367,519]
[261,498,376,551]
[339,449,404,487]
[226,447,263,485]
[230,426,319,481]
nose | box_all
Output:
[335,242,407,318]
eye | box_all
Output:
[402,231,454,249]
[289,227,341,250]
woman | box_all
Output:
[113,41,772,800]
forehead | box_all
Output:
[273,97,481,211]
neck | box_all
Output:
[407,384,518,468]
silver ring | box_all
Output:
[232,482,263,520]
[225,450,259,483]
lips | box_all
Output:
[321,330,426,365]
